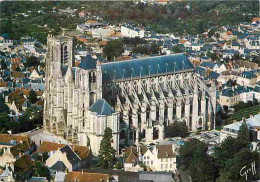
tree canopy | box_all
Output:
[28,90,38,104]
[165,121,189,138]
[103,39,123,61]
[98,127,116,169]
[25,56,40,68]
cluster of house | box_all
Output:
[0,131,181,182]
[196,60,260,108]
[0,134,120,182]
[0,34,46,119]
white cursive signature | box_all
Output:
[240,161,256,180]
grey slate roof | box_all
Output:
[89,99,115,116]
[50,161,67,172]
[60,145,80,165]
[101,53,193,82]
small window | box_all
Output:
[147,156,149,160]
[161,164,163,169]
[144,156,146,160]
[170,164,172,168]
[151,161,153,165]
[147,161,149,165]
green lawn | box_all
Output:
[225,104,260,123]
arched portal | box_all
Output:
[153,127,159,140]
[86,135,90,146]
[142,129,146,138]
[73,133,78,145]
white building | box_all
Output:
[142,144,176,172]
[220,113,260,142]
[121,24,145,38]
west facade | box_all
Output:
[43,34,217,155]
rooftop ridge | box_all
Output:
[100,53,185,65]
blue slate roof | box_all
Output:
[196,67,206,76]
[240,71,256,78]
[222,86,253,97]
[200,62,216,69]
[89,99,115,116]
[208,71,220,79]
[101,53,193,82]
[78,54,97,70]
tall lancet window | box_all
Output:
[50,46,54,61]
[61,44,68,64]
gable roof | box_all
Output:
[14,154,33,173]
[156,145,175,159]
[60,145,81,165]
[36,142,90,160]
[0,134,28,144]
[89,99,115,116]
[101,53,193,82]
[124,146,139,163]
[64,172,109,182]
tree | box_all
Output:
[132,45,148,55]
[0,59,7,70]
[98,127,116,169]
[149,42,160,54]
[103,39,123,61]
[218,149,259,182]
[28,90,38,104]
[33,161,50,179]
[25,56,40,67]
[189,156,217,182]
[237,120,250,148]
[214,136,246,169]
[0,113,11,131]
[208,29,215,38]
[172,46,183,53]
[179,139,208,169]
[18,108,43,132]
[0,96,9,113]
[165,121,189,138]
